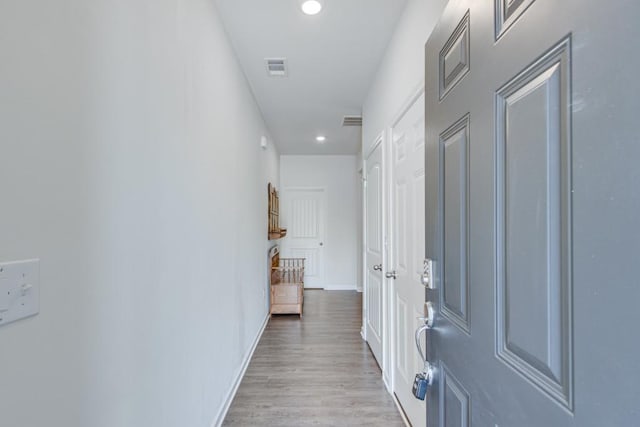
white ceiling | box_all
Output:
[215,0,408,155]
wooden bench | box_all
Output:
[270,250,304,317]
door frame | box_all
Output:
[386,81,426,401]
[360,161,368,340]
[363,131,389,382]
[280,186,328,289]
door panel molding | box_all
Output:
[495,0,537,40]
[440,362,471,427]
[495,36,573,410]
[395,296,409,383]
[367,270,383,341]
[439,114,471,334]
[439,10,471,101]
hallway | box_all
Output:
[223,291,404,426]
[1,0,639,425]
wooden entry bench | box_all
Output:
[269,247,304,317]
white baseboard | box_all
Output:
[211,314,269,427]
[384,371,393,394]
[323,284,357,291]
[391,393,412,427]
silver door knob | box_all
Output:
[373,264,382,271]
[385,270,397,279]
[417,302,435,329]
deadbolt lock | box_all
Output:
[420,259,435,289]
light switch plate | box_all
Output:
[0,259,40,326]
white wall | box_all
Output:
[0,1,278,426]
[362,0,447,156]
[280,156,359,290]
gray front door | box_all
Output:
[424,0,640,425]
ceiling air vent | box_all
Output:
[265,58,288,77]
[342,115,363,127]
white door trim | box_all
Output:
[361,156,368,339]
[390,80,425,129]
[364,130,385,160]
[282,186,327,192]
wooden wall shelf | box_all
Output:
[268,183,286,240]
[269,229,287,240]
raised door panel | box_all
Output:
[440,11,471,100]
[367,164,383,257]
[440,115,470,333]
[289,197,319,238]
[440,364,470,427]
[496,38,573,409]
[290,248,319,279]
[367,268,383,341]
[394,179,409,275]
[395,296,409,383]
[495,0,537,39]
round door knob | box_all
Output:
[319,242,324,246]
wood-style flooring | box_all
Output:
[223,290,405,426]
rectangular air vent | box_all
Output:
[265,58,288,77]
[342,115,363,127]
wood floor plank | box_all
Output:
[223,290,404,426]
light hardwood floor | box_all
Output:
[223,290,405,426]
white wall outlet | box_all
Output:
[0,259,40,326]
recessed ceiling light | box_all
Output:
[301,0,323,15]
[316,135,327,143]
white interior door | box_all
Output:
[280,188,326,288]
[365,142,384,365]
[390,92,426,426]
